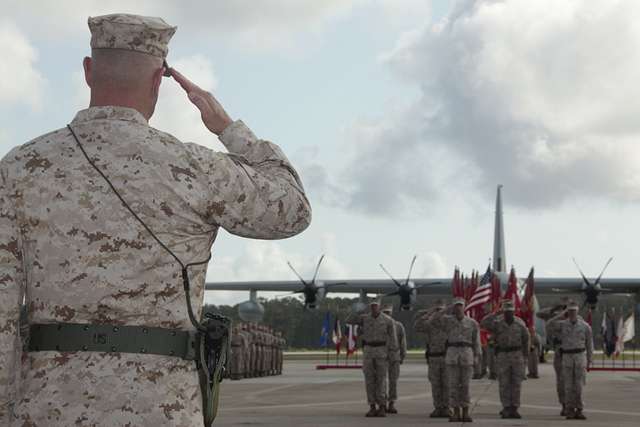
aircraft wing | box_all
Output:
[205,278,452,295]
[534,277,640,294]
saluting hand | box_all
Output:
[169,68,233,135]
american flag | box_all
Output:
[465,264,493,314]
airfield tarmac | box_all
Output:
[215,359,639,426]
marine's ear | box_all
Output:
[83,56,92,88]
[151,65,164,98]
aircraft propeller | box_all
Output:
[379,255,441,311]
[285,255,346,309]
[571,257,613,309]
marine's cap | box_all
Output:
[382,305,393,313]
[502,300,515,312]
[567,301,579,311]
[370,299,381,306]
[452,297,466,307]
[88,13,177,58]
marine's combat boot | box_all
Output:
[375,405,387,417]
[574,410,586,420]
[429,408,439,418]
[387,402,397,414]
[565,407,576,420]
[449,407,460,422]
[511,407,522,419]
[560,404,568,416]
[365,405,377,417]
[441,407,453,418]
[500,408,508,418]
[461,406,473,422]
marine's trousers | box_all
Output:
[487,346,497,377]
[528,346,539,377]
[496,354,525,408]
[427,358,448,409]
[563,355,587,411]
[388,360,400,402]
[553,352,565,405]
[447,363,473,408]
[363,357,388,406]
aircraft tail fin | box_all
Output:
[493,185,506,273]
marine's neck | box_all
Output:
[89,92,152,121]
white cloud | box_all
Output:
[417,251,448,278]
[326,0,640,213]
[0,21,45,110]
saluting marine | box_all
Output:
[428,297,481,423]
[480,300,530,419]
[546,301,594,420]
[0,13,310,426]
[382,305,406,415]
[538,297,572,415]
[348,300,398,418]
[413,299,450,418]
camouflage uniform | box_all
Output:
[230,327,246,380]
[387,319,406,406]
[349,311,398,411]
[547,313,594,417]
[0,15,310,424]
[528,331,540,378]
[538,307,566,407]
[429,308,481,412]
[481,312,529,414]
[240,324,252,378]
[414,310,449,415]
[487,335,497,379]
[277,333,285,375]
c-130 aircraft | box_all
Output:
[205,186,640,323]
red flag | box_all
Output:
[332,318,342,354]
[585,308,592,327]
[503,266,521,312]
[346,324,358,355]
[452,268,463,297]
[490,273,501,311]
[520,267,535,329]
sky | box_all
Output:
[2,0,640,306]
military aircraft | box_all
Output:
[206,185,640,322]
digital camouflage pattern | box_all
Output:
[414,309,449,410]
[89,14,176,58]
[0,106,311,426]
[428,309,481,408]
[348,312,397,406]
[387,319,406,403]
[480,313,529,409]
[546,314,594,412]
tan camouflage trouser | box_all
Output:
[496,353,525,408]
[230,346,244,378]
[563,355,587,411]
[363,357,388,406]
[528,345,539,377]
[487,346,497,378]
[553,352,565,405]
[427,358,448,409]
[388,360,400,402]
[447,364,473,408]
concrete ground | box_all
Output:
[215,359,640,426]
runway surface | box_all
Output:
[215,359,639,426]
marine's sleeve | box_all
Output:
[472,320,481,358]
[521,324,530,360]
[387,317,399,354]
[413,314,429,333]
[546,313,563,339]
[585,322,594,365]
[480,312,498,333]
[398,322,407,360]
[0,162,25,424]
[187,120,311,239]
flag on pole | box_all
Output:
[332,318,343,354]
[465,264,493,318]
[452,267,464,298]
[615,311,625,357]
[503,266,521,312]
[520,267,535,329]
[490,272,501,311]
[602,309,616,357]
[623,312,635,343]
[347,324,359,355]
[320,311,331,347]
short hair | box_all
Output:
[91,49,162,91]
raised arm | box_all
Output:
[546,311,565,338]
[480,311,500,333]
[0,164,25,423]
[171,68,311,239]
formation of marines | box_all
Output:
[228,323,285,380]
[412,297,594,422]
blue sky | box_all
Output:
[3,1,640,306]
